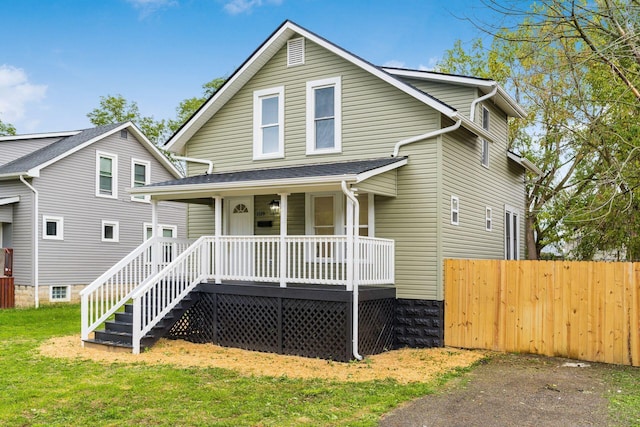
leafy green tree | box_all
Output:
[0,118,16,136]
[168,77,226,133]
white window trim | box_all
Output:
[450,195,460,226]
[253,86,285,160]
[485,207,492,232]
[131,158,151,202]
[144,223,178,239]
[504,204,521,260]
[482,105,490,130]
[481,139,490,168]
[101,220,120,242]
[43,215,64,240]
[306,76,342,155]
[49,285,70,302]
[96,151,118,199]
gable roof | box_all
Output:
[165,20,497,154]
[0,122,182,180]
[131,157,408,200]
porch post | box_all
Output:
[151,199,160,274]
[279,193,289,288]
[214,196,222,284]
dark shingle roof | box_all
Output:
[146,157,407,188]
[0,123,123,175]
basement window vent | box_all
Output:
[287,37,305,67]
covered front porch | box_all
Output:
[81,157,406,359]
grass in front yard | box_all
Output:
[0,304,439,426]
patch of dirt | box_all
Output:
[39,336,486,384]
[378,352,615,427]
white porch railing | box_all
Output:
[81,235,394,353]
[80,237,192,342]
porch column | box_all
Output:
[279,193,289,288]
[214,196,222,284]
[151,199,160,274]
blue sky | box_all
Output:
[0,0,503,134]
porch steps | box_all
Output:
[83,292,200,353]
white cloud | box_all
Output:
[223,0,283,15]
[0,65,47,123]
[382,60,406,69]
[126,0,178,18]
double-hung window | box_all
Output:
[451,196,460,225]
[253,87,284,159]
[131,159,150,202]
[96,151,117,198]
[505,205,520,260]
[306,77,341,154]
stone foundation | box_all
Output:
[393,299,444,348]
[14,284,85,307]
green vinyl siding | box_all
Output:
[185,38,439,174]
[357,170,397,197]
[400,78,477,118]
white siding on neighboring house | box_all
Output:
[0,137,62,166]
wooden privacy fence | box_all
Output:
[444,259,640,367]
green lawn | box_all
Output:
[0,304,441,426]
[1,304,639,426]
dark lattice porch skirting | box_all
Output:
[167,282,395,362]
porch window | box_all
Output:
[96,151,117,198]
[131,159,150,202]
[43,216,63,240]
[306,77,341,154]
[253,86,284,159]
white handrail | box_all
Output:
[80,237,192,342]
[131,236,214,353]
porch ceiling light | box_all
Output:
[269,199,280,215]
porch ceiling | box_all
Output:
[131,157,408,202]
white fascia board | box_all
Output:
[355,157,408,183]
[507,151,542,175]
[0,131,80,142]
[0,196,20,205]
[130,174,359,197]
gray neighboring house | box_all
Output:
[0,122,186,307]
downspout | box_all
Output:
[19,175,39,308]
[392,118,462,158]
[469,83,498,122]
[341,181,362,361]
[173,156,213,174]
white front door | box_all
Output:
[226,197,254,235]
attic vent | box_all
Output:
[120,130,128,139]
[287,37,305,67]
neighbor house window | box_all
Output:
[505,205,520,260]
[253,87,284,159]
[96,151,118,198]
[43,216,63,240]
[131,159,150,202]
[481,106,490,167]
[102,220,119,242]
[451,196,459,226]
[486,207,493,231]
[144,223,177,263]
[306,77,341,154]
[50,285,70,302]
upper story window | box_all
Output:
[253,86,284,160]
[306,77,342,155]
[481,106,490,167]
[96,151,117,199]
[131,159,150,202]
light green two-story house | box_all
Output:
[81,21,536,361]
